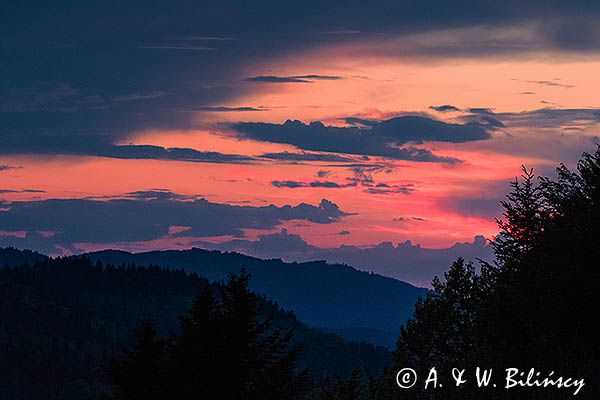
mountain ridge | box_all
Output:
[83,247,427,348]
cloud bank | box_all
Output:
[0,193,348,252]
[233,116,491,161]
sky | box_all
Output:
[2,1,600,284]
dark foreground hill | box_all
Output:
[0,247,48,266]
[85,248,427,347]
[0,250,391,400]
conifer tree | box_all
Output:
[103,318,166,400]
[105,270,308,399]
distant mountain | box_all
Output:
[0,252,391,400]
[192,229,493,287]
[86,248,427,347]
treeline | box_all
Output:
[0,255,390,400]
[103,270,308,399]
[0,259,206,400]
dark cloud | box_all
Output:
[0,165,19,171]
[112,91,169,102]
[0,194,348,252]
[245,75,343,83]
[0,231,71,257]
[462,107,600,129]
[185,36,236,41]
[447,197,504,219]
[338,230,351,235]
[478,115,505,128]
[138,45,214,51]
[214,228,312,254]
[442,179,510,219]
[293,74,343,80]
[193,106,265,112]
[272,180,347,189]
[259,152,356,163]
[550,21,600,51]
[103,145,255,163]
[233,116,490,162]
[246,76,310,83]
[363,185,414,195]
[0,189,45,194]
[271,165,413,194]
[3,1,600,151]
[467,107,495,114]
[524,80,575,89]
[316,29,362,35]
[429,104,460,112]
[0,133,254,164]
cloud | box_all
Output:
[462,107,600,130]
[0,194,349,252]
[4,1,600,152]
[259,152,357,163]
[233,116,490,162]
[271,167,415,194]
[0,231,71,257]
[340,19,600,62]
[0,165,19,171]
[193,106,266,112]
[246,76,311,83]
[292,74,343,80]
[0,133,254,164]
[271,165,414,194]
[103,145,255,163]
[138,45,214,51]
[442,179,511,219]
[363,185,414,195]
[0,189,45,194]
[112,91,169,102]
[246,75,343,83]
[194,229,493,287]
[185,36,236,41]
[315,29,362,35]
[523,79,575,89]
[467,107,495,114]
[429,104,460,112]
[272,180,348,189]
[338,230,351,235]
[447,197,504,219]
[215,228,312,254]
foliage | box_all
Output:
[367,148,600,399]
[0,254,390,399]
[103,270,309,399]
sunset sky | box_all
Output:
[2,1,600,282]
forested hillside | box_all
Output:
[86,249,426,348]
[0,254,390,400]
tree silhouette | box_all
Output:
[374,147,600,399]
[103,318,166,400]
[104,269,308,399]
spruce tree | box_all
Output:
[103,318,166,400]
